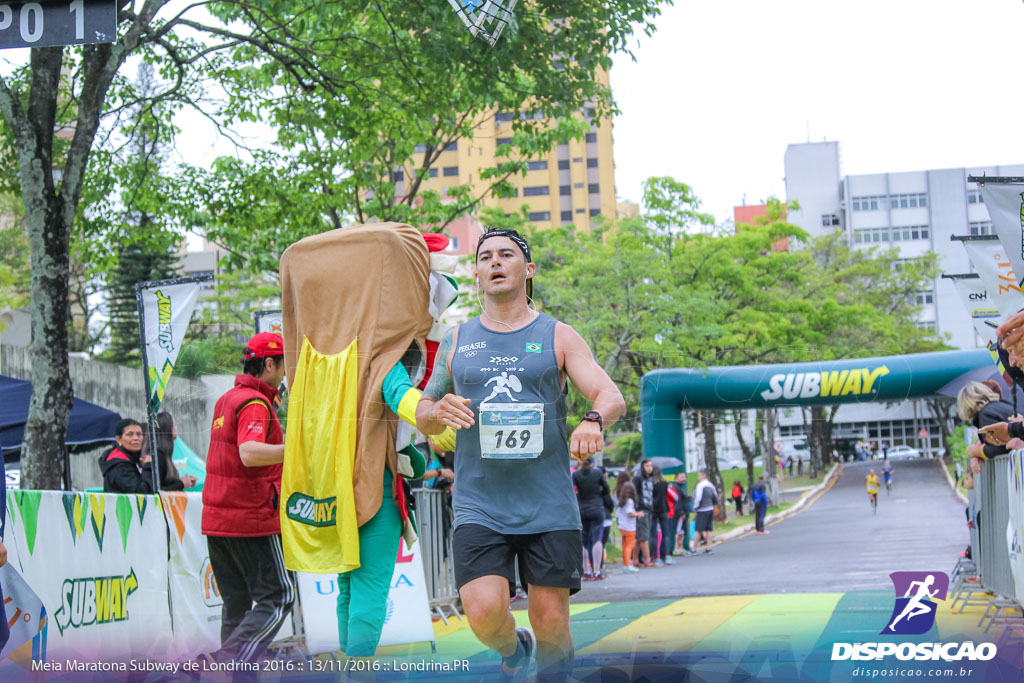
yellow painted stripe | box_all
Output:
[579,595,761,655]
[934,592,994,640]
[697,593,843,654]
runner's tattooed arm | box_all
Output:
[422,327,455,401]
[416,328,475,434]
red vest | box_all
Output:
[202,375,284,537]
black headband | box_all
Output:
[476,229,532,262]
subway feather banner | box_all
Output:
[136,276,210,413]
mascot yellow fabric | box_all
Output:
[279,223,434,573]
[280,337,361,574]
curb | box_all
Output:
[716,463,842,542]
[937,457,969,505]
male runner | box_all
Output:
[866,468,879,511]
[416,228,626,683]
[881,458,894,493]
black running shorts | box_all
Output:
[695,510,714,533]
[453,523,583,596]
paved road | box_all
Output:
[573,458,967,601]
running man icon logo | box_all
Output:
[881,571,949,635]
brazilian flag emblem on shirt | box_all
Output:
[526,342,542,353]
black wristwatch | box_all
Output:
[583,411,603,430]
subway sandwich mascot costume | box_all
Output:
[279,223,459,658]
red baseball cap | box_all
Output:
[244,332,284,359]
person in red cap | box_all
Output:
[199,332,293,669]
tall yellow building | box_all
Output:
[399,72,617,234]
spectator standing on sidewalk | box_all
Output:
[616,482,642,573]
[669,472,693,555]
[731,480,744,516]
[651,468,674,565]
[632,460,655,567]
[751,475,769,535]
[692,470,718,554]
[572,457,609,580]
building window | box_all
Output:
[523,186,550,197]
[967,188,984,204]
[916,320,936,332]
[428,168,438,178]
[443,141,457,152]
[854,227,890,244]
[391,170,404,182]
[526,160,548,171]
[589,209,600,217]
[575,208,585,214]
[969,220,993,236]
[558,160,570,170]
[445,237,460,251]
[892,258,920,272]
[588,183,600,194]
[496,112,516,123]
[573,182,584,188]
[914,291,934,306]
[561,210,572,221]
[891,225,929,242]
[573,157,583,163]
[586,158,598,168]
[560,185,571,196]
[414,143,426,153]
[851,195,885,211]
[584,107,596,119]
[585,132,598,143]
[496,137,513,147]
[443,166,459,177]
[821,214,840,227]
[528,211,551,222]
[890,192,927,209]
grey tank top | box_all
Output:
[450,312,581,534]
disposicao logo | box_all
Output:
[830,571,997,662]
[882,571,947,635]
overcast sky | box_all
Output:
[610,0,1024,223]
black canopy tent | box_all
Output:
[0,375,122,488]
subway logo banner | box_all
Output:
[137,277,209,413]
[3,490,172,662]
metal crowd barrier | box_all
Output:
[413,488,462,624]
[964,454,1024,635]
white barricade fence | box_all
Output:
[160,491,223,658]
[2,490,433,665]
[1008,450,1024,606]
[296,538,435,655]
[4,490,172,662]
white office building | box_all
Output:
[775,141,1024,453]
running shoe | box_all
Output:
[499,627,536,683]
[653,559,664,567]
[684,550,698,557]
[623,565,639,573]
[582,572,594,581]
[664,557,676,565]
[702,548,713,554]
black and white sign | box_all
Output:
[0,1,116,50]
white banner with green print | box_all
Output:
[2,490,426,668]
[3,490,172,662]
[139,278,205,413]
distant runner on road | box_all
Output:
[881,459,893,493]
[866,469,879,511]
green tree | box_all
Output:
[0,1,668,488]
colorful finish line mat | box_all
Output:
[2,591,1021,682]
